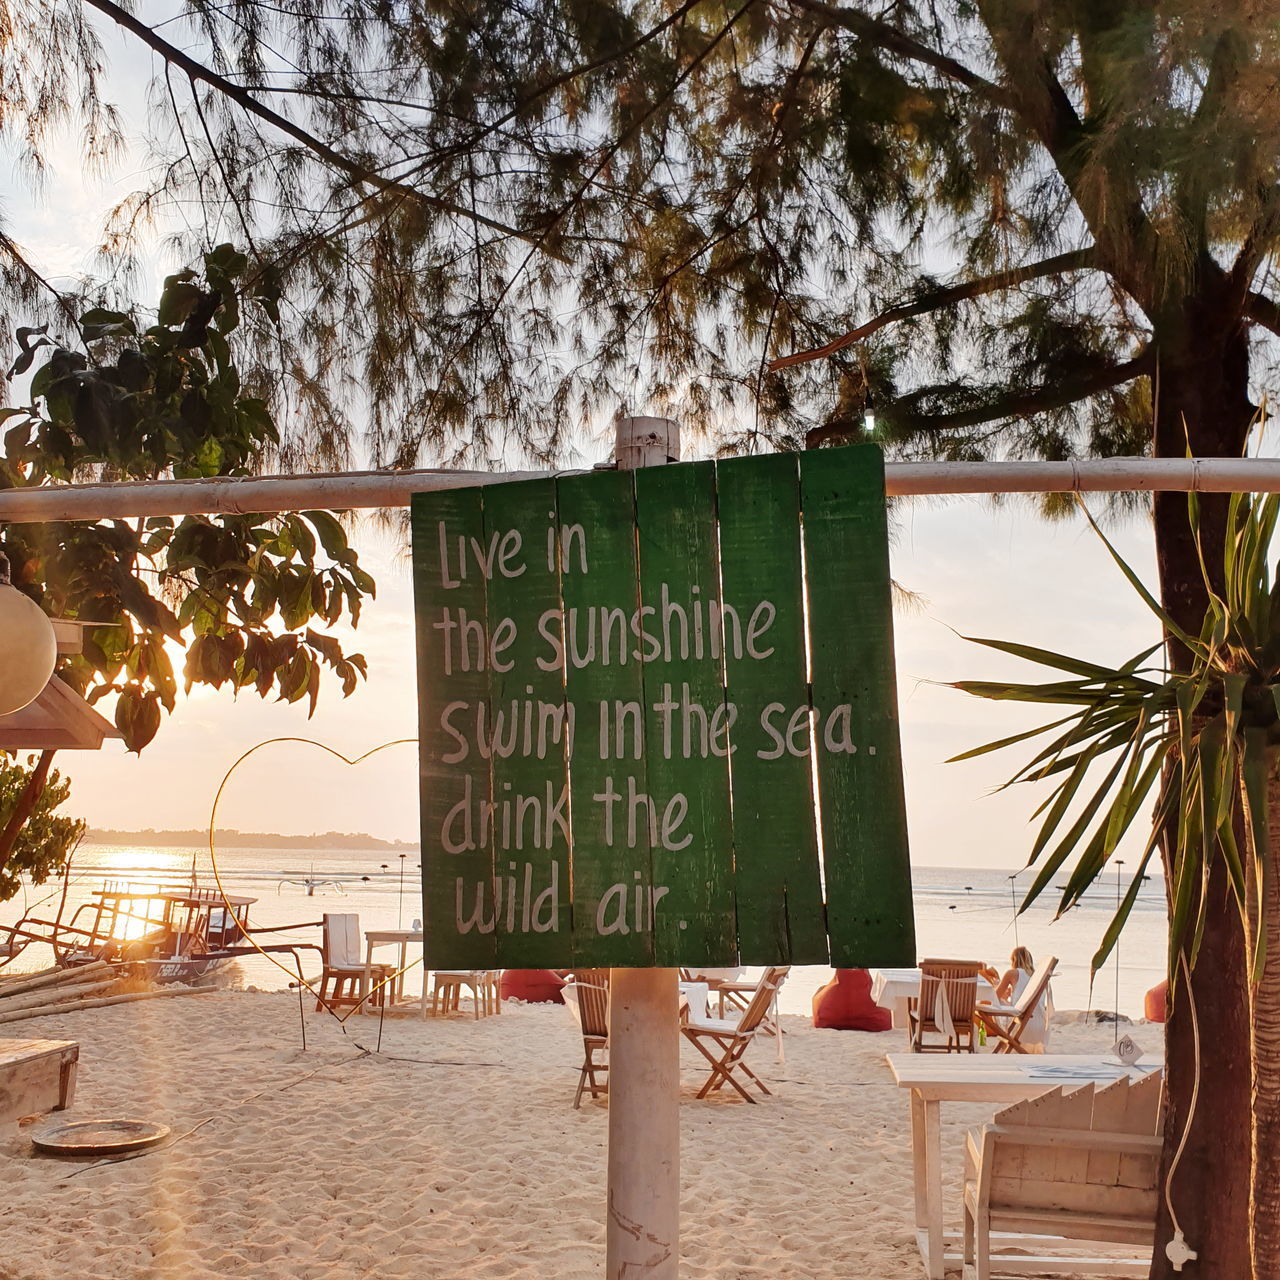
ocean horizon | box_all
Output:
[0,843,1168,1021]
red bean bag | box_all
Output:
[500,969,566,1004]
[811,968,892,1031]
[1144,979,1168,1023]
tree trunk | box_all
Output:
[1149,297,1255,1280]
[1250,769,1280,1276]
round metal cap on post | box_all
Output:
[606,414,681,1280]
[0,552,56,717]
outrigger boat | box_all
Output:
[0,882,321,983]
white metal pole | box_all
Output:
[9,456,1280,522]
[607,414,681,1280]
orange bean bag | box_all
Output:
[1144,979,1168,1023]
[812,968,892,1031]
[500,969,566,1004]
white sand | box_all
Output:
[0,993,1138,1279]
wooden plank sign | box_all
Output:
[411,444,915,967]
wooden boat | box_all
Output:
[0,883,319,983]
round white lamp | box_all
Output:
[0,552,57,716]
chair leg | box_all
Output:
[735,1058,771,1095]
[975,1212,991,1280]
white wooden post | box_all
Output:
[606,414,681,1280]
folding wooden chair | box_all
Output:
[681,966,788,1102]
[907,958,986,1052]
[714,966,790,1060]
[975,957,1058,1054]
[565,968,610,1108]
[315,913,391,1012]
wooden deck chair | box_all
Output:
[681,966,788,1102]
[316,913,391,1012]
[963,1070,1163,1278]
[975,956,1058,1054]
[430,969,502,1018]
[714,966,790,1060]
[566,968,610,1108]
[908,959,985,1052]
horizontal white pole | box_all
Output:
[1,457,1279,521]
[886,457,1280,496]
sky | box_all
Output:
[2,14,1171,868]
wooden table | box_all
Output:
[870,967,996,1032]
[886,1052,1164,1279]
[0,1039,78,1125]
[363,929,423,1011]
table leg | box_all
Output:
[924,1098,944,1280]
[360,941,373,1010]
[909,1090,929,1229]
[894,996,911,1030]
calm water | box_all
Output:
[0,846,1167,1017]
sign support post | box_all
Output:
[607,415,681,1280]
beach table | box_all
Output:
[886,1052,1164,1279]
[363,929,423,1011]
[870,967,996,1033]
[0,1039,78,1125]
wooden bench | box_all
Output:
[0,1039,78,1124]
[962,1070,1162,1278]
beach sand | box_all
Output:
[0,992,1144,1279]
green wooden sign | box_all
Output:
[411,445,915,968]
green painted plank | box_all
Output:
[480,477,572,966]
[555,469,655,965]
[800,445,915,966]
[716,453,828,965]
[411,488,498,968]
[634,461,737,966]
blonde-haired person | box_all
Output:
[980,947,1051,1052]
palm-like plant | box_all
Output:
[953,492,1280,1275]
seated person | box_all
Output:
[979,946,1051,1051]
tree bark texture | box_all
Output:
[1149,303,1255,1280]
[1249,771,1280,1277]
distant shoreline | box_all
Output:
[86,827,417,852]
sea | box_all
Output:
[0,845,1168,1019]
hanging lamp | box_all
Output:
[0,551,57,716]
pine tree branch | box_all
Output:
[805,347,1152,446]
[782,0,1012,106]
[80,0,566,259]
[977,4,1155,303]
[0,232,82,330]
[770,248,1096,370]
[1245,291,1280,340]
